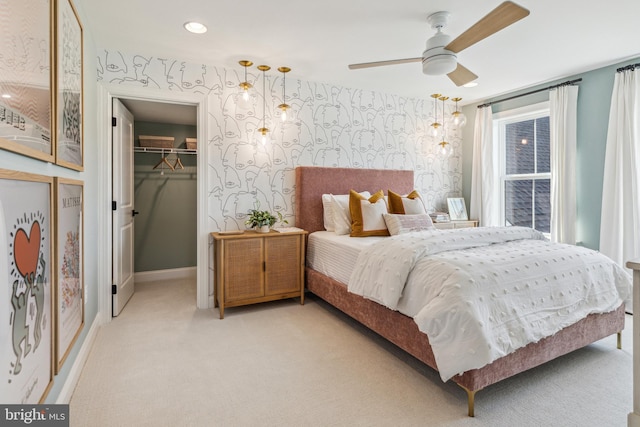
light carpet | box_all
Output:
[69,278,634,427]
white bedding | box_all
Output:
[345,227,632,382]
[307,231,386,284]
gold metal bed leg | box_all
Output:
[617,331,622,350]
[459,385,477,417]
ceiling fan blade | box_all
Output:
[447,63,478,87]
[348,57,422,70]
[445,1,530,53]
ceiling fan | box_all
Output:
[348,1,530,86]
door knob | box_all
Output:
[132,210,140,217]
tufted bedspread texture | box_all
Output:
[348,226,632,381]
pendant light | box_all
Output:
[429,93,442,139]
[238,60,254,106]
[257,64,271,145]
[277,66,292,122]
[438,95,452,157]
[451,97,467,128]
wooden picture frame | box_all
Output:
[55,0,83,170]
[0,170,53,404]
[0,0,55,163]
[447,197,468,221]
[54,177,83,373]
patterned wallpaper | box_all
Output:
[97,50,463,230]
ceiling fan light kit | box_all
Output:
[348,1,529,87]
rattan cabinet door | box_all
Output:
[223,238,264,302]
[264,234,301,296]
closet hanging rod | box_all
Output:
[133,146,197,155]
[477,78,582,109]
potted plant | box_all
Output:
[245,205,287,233]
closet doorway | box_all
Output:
[112,96,198,316]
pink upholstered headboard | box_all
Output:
[294,167,415,233]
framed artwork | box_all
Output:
[0,0,55,163]
[447,197,468,221]
[54,177,83,373]
[55,0,83,170]
[0,170,53,404]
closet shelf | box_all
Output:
[133,146,197,155]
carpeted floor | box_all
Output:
[69,278,634,426]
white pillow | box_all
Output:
[326,192,370,234]
[383,214,434,236]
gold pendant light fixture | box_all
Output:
[277,66,292,122]
[238,60,254,103]
[438,95,452,157]
[257,64,271,145]
[430,93,443,139]
[451,97,467,128]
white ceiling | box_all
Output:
[80,0,640,108]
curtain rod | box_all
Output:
[617,63,640,72]
[477,78,582,109]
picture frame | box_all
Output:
[0,169,53,404]
[0,0,55,163]
[55,0,84,171]
[447,197,468,221]
[54,177,83,373]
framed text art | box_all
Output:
[55,0,83,170]
[54,177,83,372]
[0,170,53,404]
[0,0,55,163]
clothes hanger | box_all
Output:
[153,151,174,174]
[173,153,184,170]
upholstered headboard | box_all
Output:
[294,167,414,233]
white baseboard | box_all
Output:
[56,312,103,404]
[134,266,197,283]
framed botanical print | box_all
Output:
[0,0,55,163]
[55,0,83,170]
[0,170,53,404]
[54,177,83,372]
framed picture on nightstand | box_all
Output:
[447,197,468,221]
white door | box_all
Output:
[112,99,135,316]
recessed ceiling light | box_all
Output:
[184,21,207,34]
[463,81,478,88]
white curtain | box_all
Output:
[470,105,500,226]
[600,68,640,270]
[549,85,579,244]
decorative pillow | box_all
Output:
[383,213,434,236]
[388,190,427,215]
[349,190,390,237]
[329,192,370,235]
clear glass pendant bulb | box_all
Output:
[452,111,467,128]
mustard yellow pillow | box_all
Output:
[349,190,390,237]
[388,190,427,215]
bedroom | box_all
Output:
[0,0,639,425]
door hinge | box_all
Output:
[112,117,117,127]
[112,284,117,295]
[112,201,117,211]
[263,261,266,272]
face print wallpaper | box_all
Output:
[97,50,463,230]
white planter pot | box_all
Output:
[256,225,270,233]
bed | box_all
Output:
[294,166,628,416]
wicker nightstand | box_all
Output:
[211,229,307,319]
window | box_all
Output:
[494,102,550,234]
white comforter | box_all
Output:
[347,227,632,381]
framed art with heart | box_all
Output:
[0,169,53,404]
[54,177,83,373]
